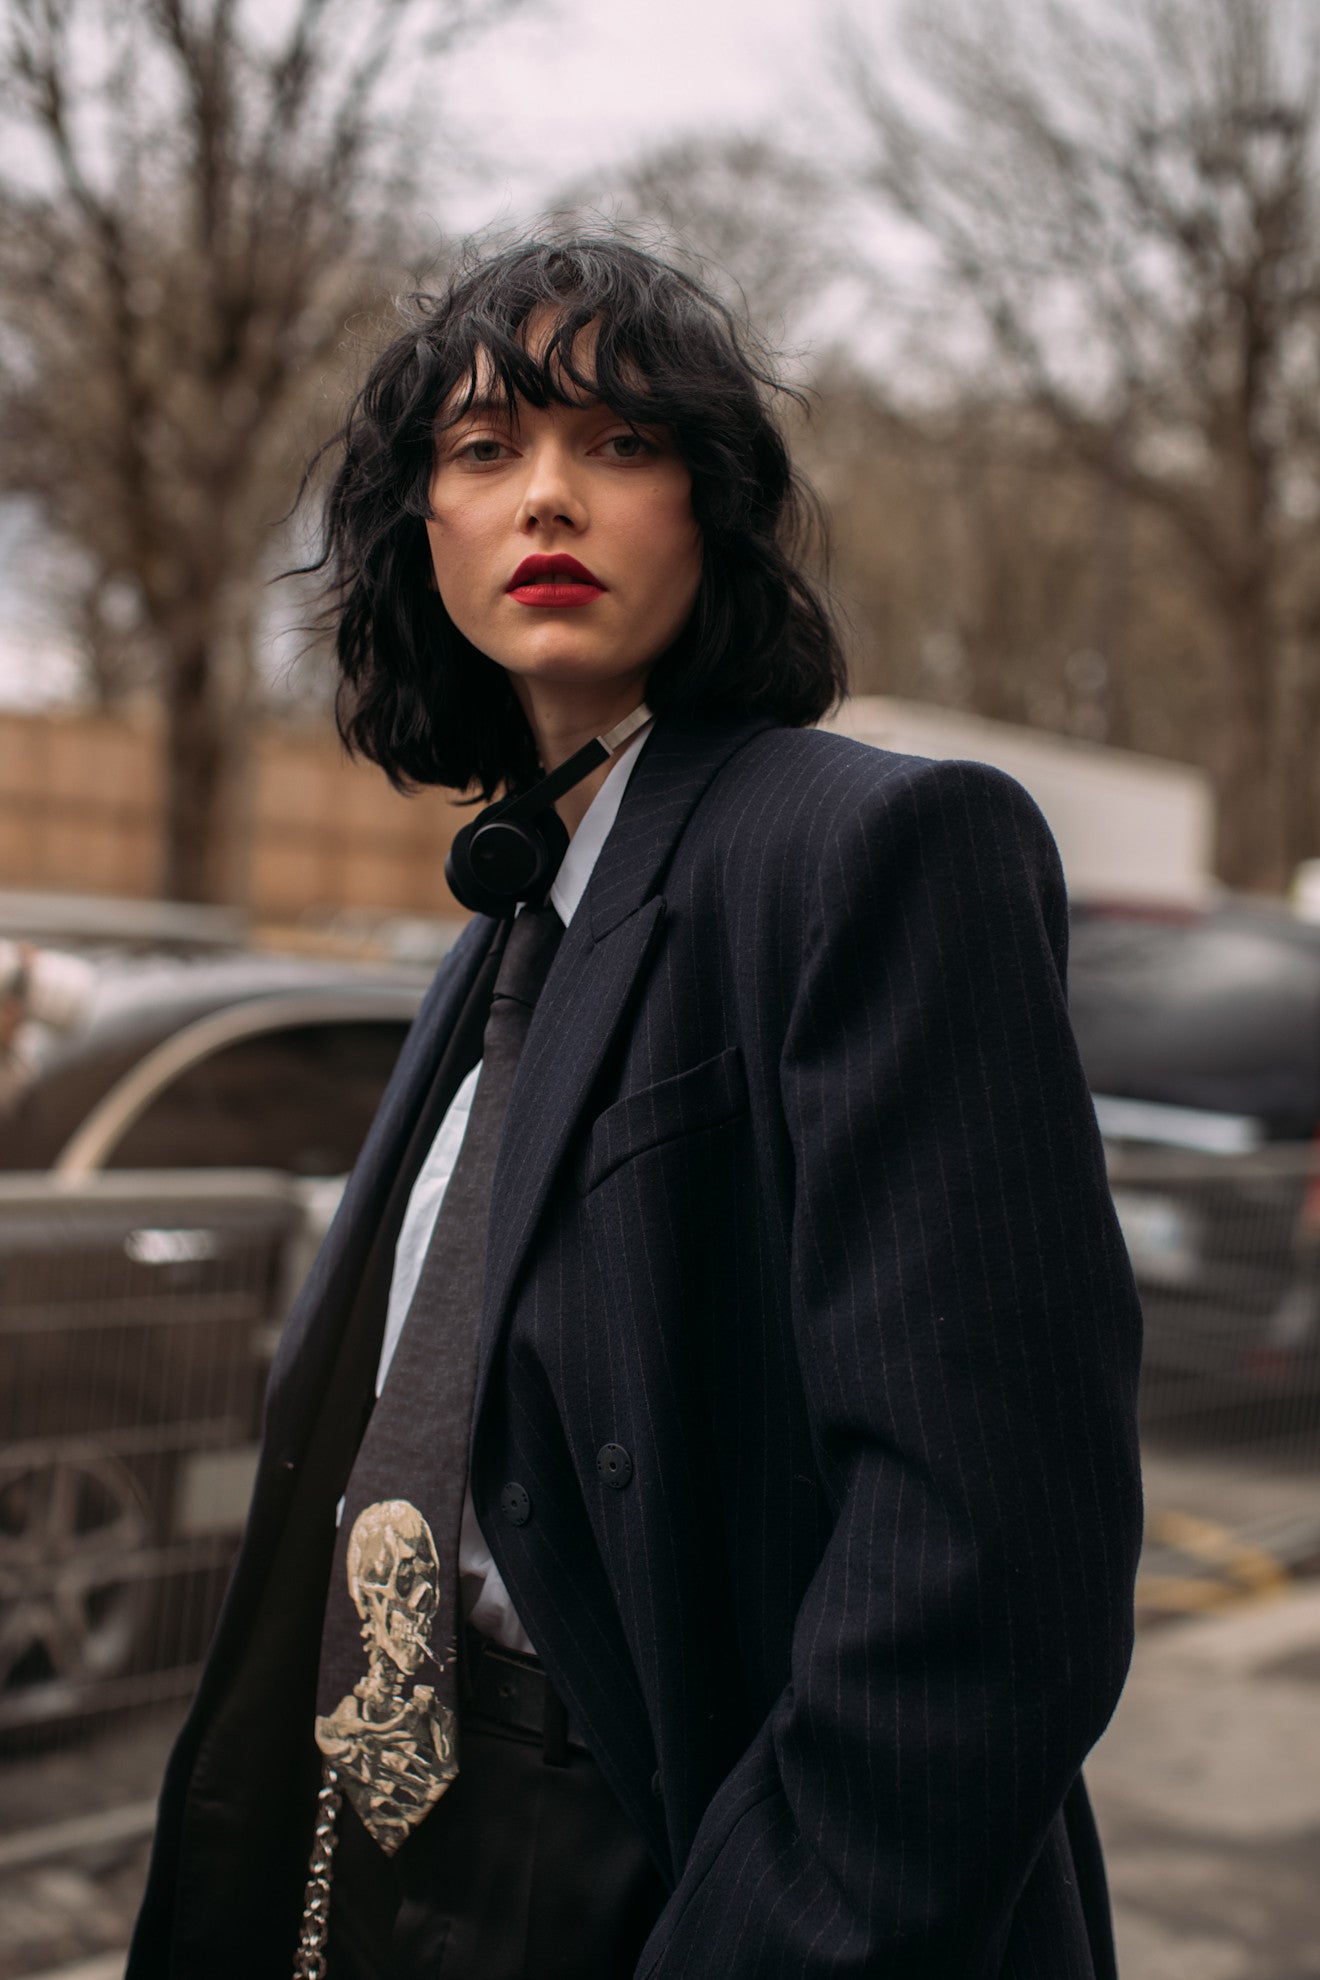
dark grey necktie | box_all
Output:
[313,903,564,1855]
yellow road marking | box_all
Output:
[1137,1508,1291,1615]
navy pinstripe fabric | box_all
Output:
[130,709,1142,1980]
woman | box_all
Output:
[130,237,1143,1980]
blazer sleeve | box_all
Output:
[640,756,1144,1977]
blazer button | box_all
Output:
[596,1443,633,1490]
[499,1482,532,1527]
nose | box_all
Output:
[516,434,586,533]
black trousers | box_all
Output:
[325,1714,668,1979]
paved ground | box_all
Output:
[4,1586,1320,1978]
[1090,1586,1320,1980]
[1139,1414,1320,1608]
[0,1709,172,1980]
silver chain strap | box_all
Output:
[292,1761,342,1980]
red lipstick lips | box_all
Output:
[507,553,606,608]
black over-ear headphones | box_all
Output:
[444,703,652,917]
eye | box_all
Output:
[600,431,655,461]
[455,436,510,464]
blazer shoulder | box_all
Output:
[724,722,1057,869]
[711,727,1070,995]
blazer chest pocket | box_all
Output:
[583,1044,747,1195]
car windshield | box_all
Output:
[104,1020,410,1174]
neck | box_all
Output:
[513,675,650,839]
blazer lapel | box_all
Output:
[475,709,776,1412]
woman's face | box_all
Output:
[425,325,702,706]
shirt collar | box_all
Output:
[547,717,655,927]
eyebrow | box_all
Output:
[441,386,616,429]
[444,393,517,424]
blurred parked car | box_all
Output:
[0,887,246,955]
[1070,895,1320,1141]
[0,941,437,1741]
[0,948,430,1176]
[1069,896,1320,1398]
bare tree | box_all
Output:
[845,0,1320,889]
[800,367,1223,766]
[0,0,523,901]
[551,133,838,355]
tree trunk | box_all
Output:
[1213,579,1287,892]
[1280,632,1320,882]
[160,632,233,903]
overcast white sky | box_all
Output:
[439,0,844,225]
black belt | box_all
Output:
[460,1625,591,1766]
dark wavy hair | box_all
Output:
[307,234,847,799]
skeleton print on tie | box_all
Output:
[313,1501,458,1853]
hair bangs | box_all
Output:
[430,290,696,443]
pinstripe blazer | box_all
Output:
[130,708,1143,1979]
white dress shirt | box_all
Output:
[374,719,653,1655]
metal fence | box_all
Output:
[2,1146,1320,1770]
[0,1170,315,1770]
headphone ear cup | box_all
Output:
[443,816,494,915]
[527,805,569,892]
[444,804,571,916]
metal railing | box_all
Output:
[0,1170,312,1762]
[1,1144,1319,1762]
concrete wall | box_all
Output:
[0,709,471,919]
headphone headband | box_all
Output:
[500,702,653,824]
